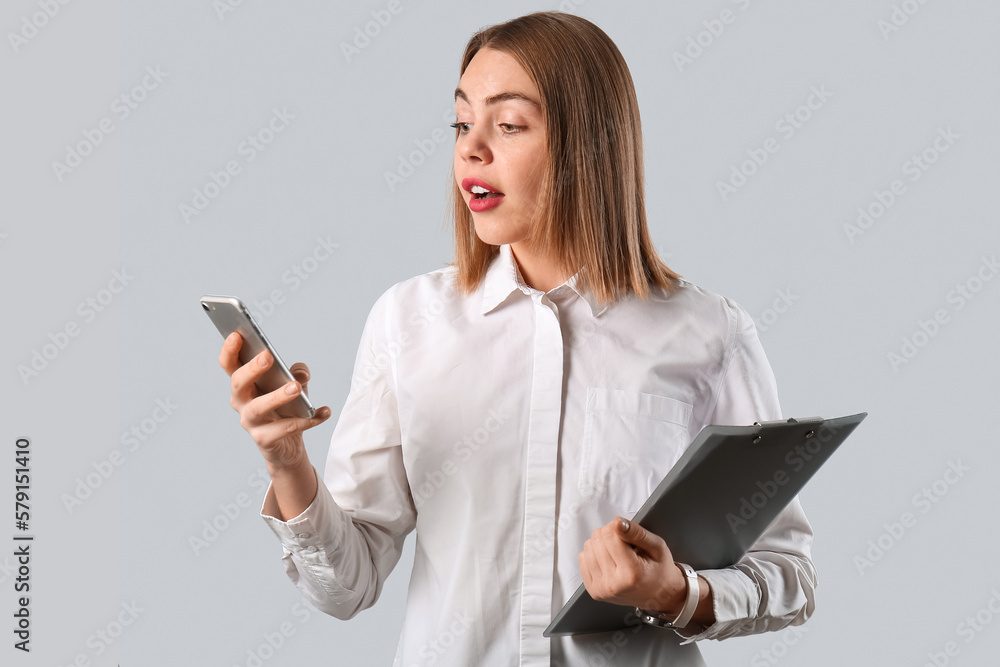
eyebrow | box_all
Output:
[454,88,541,110]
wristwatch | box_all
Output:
[635,562,699,629]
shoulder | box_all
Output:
[378,264,461,308]
[364,264,467,330]
[623,278,752,343]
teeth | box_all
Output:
[471,185,490,194]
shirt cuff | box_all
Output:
[259,465,348,553]
[676,567,761,643]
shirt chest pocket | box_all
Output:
[578,388,693,514]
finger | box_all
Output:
[243,379,309,426]
[288,362,310,380]
[218,332,244,376]
[602,521,642,566]
[579,540,604,589]
[244,405,333,445]
[289,362,311,393]
[615,517,667,560]
[589,528,622,580]
[230,349,273,406]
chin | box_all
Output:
[471,218,522,247]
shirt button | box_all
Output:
[304,545,318,553]
[296,532,312,539]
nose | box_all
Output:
[455,125,492,165]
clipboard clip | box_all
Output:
[751,416,825,443]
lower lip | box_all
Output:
[469,194,505,213]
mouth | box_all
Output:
[462,177,505,200]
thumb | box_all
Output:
[615,517,666,558]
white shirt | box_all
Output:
[261,244,816,666]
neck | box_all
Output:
[509,242,573,293]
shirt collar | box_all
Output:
[480,244,607,317]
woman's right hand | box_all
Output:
[218,332,331,474]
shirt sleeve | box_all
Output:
[258,285,417,619]
[680,298,817,642]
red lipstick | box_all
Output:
[461,177,505,213]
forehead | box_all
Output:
[455,48,541,108]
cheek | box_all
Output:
[516,148,546,196]
[516,164,545,207]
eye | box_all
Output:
[450,122,472,134]
[499,123,523,134]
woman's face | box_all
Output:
[453,48,547,249]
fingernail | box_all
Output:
[621,519,630,531]
[285,382,299,395]
[257,353,269,367]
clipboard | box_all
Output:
[544,412,867,637]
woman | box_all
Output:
[220,11,816,666]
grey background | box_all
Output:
[3,0,998,665]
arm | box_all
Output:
[685,299,816,641]
[221,288,416,619]
[263,287,416,619]
[219,333,326,520]
[580,298,816,640]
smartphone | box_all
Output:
[200,295,317,419]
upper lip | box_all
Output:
[461,177,503,194]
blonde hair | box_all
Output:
[451,11,678,304]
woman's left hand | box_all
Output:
[578,516,686,615]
